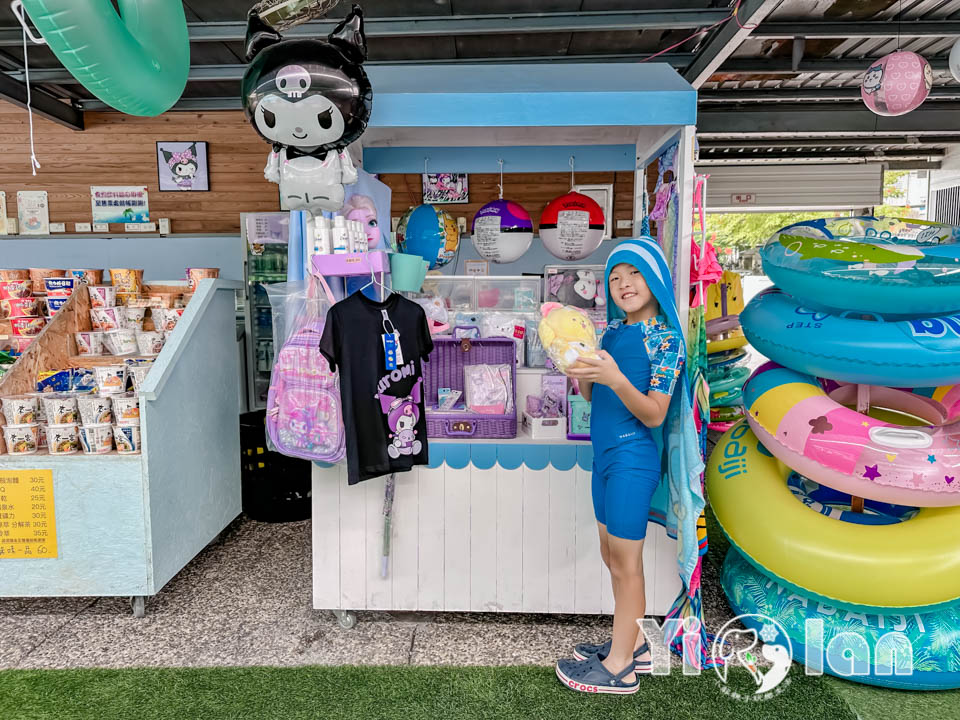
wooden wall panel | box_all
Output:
[0,104,280,234]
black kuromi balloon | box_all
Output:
[241,4,373,215]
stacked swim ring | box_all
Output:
[706,270,751,430]
[707,216,960,690]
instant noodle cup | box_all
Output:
[187,267,219,291]
[1,296,40,318]
[10,316,45,337]
[136,330,164,356]
[68,269,103,285]
[47,423,80,455]
[88,285,117,308]
[30,268,65,294]
[124,306,146,331]
[112,393,140,426]
[0,279,33,299]
[40,394,79,425]
[154,308,184,332]
[2,424,39,455]
[1,395,39,425]
[37,423,47,449]
[44,276,76,297]
[26,393,46,423]
[116,292,141,307]
[77,394,113,426]
[74,331,104,356]
[0,269,29,281]
[129,364,152,392]
[146,293,177,309]
[95,365,128,394]
[103,328,137,356]
[79,423,113,454]
[91,307,125,332]
[46,296,70,317]
[109,268,143,293]
[113,425,140,454]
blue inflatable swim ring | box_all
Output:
[742,287,960,386]
[760,216,960,316]
[723,549,960,690]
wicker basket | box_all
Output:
[424,335,517,439]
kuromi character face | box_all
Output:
[254,93,346,150]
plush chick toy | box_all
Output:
[537,302,599,374]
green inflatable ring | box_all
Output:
[21,0,189,116]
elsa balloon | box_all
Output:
[242,4,373,216]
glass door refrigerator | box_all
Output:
[241,212,291,411]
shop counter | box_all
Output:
[311,429,680,626]
[0,280,242,616]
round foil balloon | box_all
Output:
[861,51,932,117]
[951,38,960,83]
[471,199,534,263]
[397,205,460,269]
[540,191,605,261]
[241,4,372,215]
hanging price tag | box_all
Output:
[383,333,397,370]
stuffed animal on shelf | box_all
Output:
[537,302,600,374]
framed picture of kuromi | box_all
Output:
[157,141,210,191]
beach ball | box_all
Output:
[396,204,459,269]
[540,191,605,261]
[471,199,534,263]
[861,51,932,117]
[950,38,960,83]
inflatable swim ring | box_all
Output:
[722,549,960,690]
[707,364,750,389]
[707,347,748,369]
[706,422,960,611]
[744,361,960,507]
[19,0,189,116]
[742,288,960,387]
[707,327,748,354]
[760,216,960,316]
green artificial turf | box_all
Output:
[825,676,960,720]
[0,665,855,720]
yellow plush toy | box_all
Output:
[537,302,599,374]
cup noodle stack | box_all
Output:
[0,360,150,456]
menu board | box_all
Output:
[0,469,57,559]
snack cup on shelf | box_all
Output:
[74,331,104,356]
[146,293,177,309]
[47,423,80,455]
[46,296,70,317]
[94,365,128,394]
[124,306,146,331]
[0,269,29,281]
[2,424,39,455]
[44,276,76,297]
[29,268,65,295]
[103,328,137,356]
[25,392,46,423]
[129,364,152,392]
[68,269,103,285]
[10,316,45,337]
[37,423,47,449]
[109,268,143,294]
[0,279,34,300]
[1,296,40,318]
[77,394,113,426]
[135,330,165,356]
[88,285,117,308]
[1,395,39,425]
[154,308,184,332]
[113,424,141,454]
[40,394,79,425]
[10,337,34,354]
[187,267,219,292]
[91,307,125,332]
[116,292,140,306]
[112,393,140,426]
[79,423,113,454]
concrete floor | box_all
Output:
[0,513,737,671]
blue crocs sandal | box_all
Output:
[556,654,640,694]
[573,639,653,674]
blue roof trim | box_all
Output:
[364,145,636,174]
[423,443,593,470]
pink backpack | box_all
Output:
[266,277,345,463]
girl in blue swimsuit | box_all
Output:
[556,241,685,694]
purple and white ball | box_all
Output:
[471,199,534,263]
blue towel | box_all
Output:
[604,237,713,668]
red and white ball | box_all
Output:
[539,191,605,261]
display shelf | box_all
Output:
[66,355,155,368]
[429,426,588,446]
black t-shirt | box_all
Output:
[319,291,434,484]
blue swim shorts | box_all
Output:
[591,442,661,541]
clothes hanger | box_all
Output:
[356,251,390,302]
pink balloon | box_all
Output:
[861,51,932,116]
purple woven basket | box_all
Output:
[424,335,517,439]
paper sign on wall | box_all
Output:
[0,469,57,559]
[0,191,7,235]
[90,186,149,223]
[464,260,489,276]
[17,190,49,235]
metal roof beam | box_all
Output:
[699,136,958,149]
[699,149,945,160]
[754,21,960,39]
[698,103,960,135]
[697,156,942,166]
[0,10,731,46]
[722,57,950,73]
[683,0,781,87]
[699,87,960,102]
[0,72,83,129]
